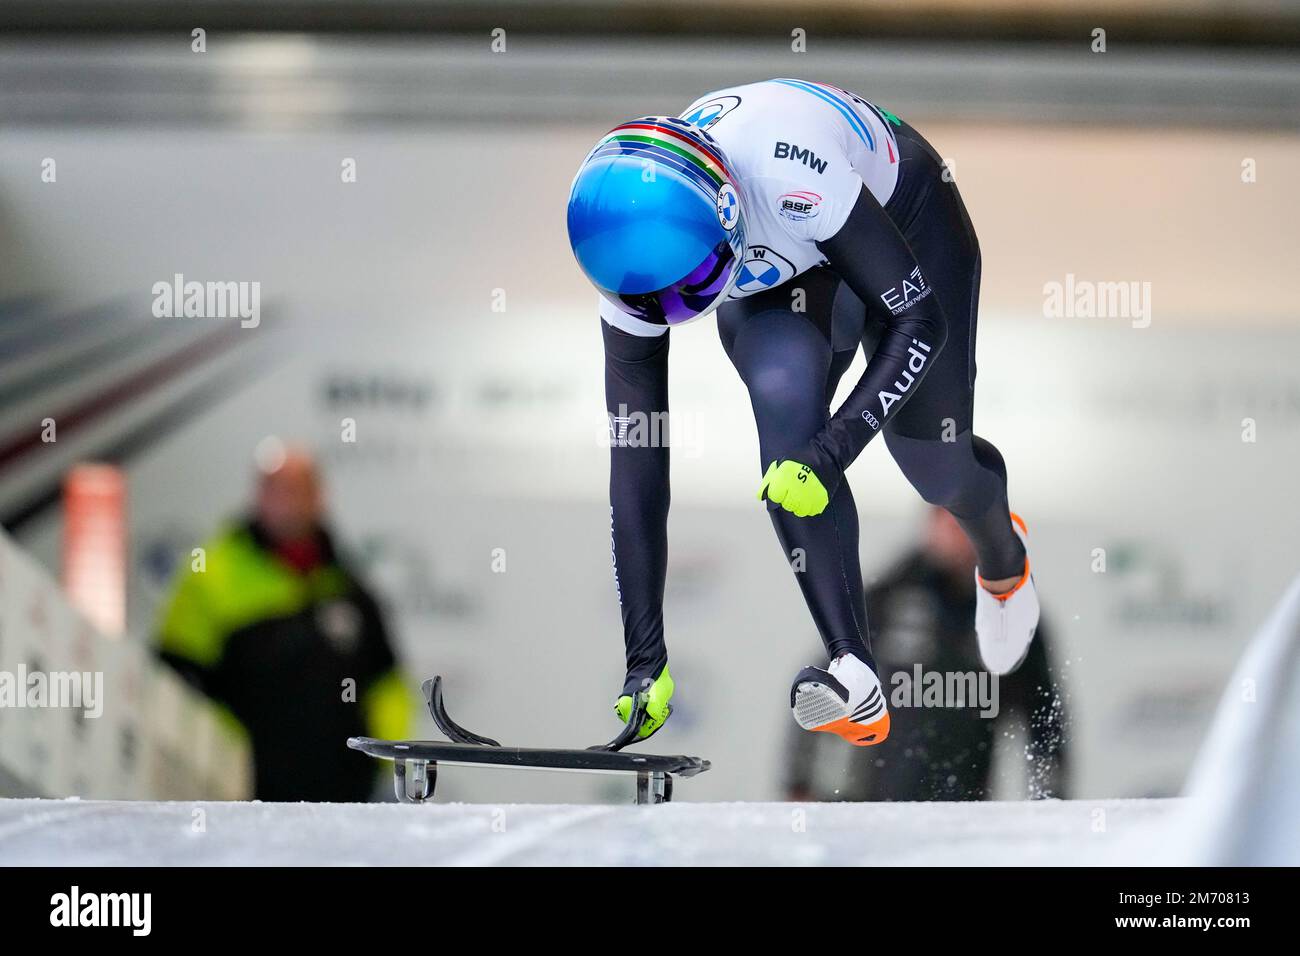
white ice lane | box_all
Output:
[0,797,1183,866]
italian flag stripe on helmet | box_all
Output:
[602,120,733,188]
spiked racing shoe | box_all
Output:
[974,512,1040,675]
[790,652,890,746]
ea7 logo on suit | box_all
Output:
[774,142,828,174]
[879,266,932,316]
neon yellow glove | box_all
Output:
[757,459,830,517]
[615,666,674,740]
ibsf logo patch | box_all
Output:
[777,190,822,222]
[716,183,740,231]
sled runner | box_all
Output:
[347,677,711,805]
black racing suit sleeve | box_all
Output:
[603,319,671,696]
[800,184,949,493]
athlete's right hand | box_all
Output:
[615,666,675,741]
[758,459,830,518]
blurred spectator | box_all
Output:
[786,506,1069,802]
[155,441,413,801]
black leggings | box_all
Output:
[716,123,1024,665]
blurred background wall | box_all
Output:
[1,1,1298,802]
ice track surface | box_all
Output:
[0,796,1184,866]
[4,577,1298,867]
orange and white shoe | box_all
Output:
[790,652,890,746]
[974,512,1040,675]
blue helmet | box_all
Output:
[567,116,746,328]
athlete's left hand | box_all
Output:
[757,459,830,517]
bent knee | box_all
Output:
[885,430,986,509]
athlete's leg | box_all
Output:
[885,430,1024,581]
[717,272,873,665]
[882,124,1025,582]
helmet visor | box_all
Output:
[604,238,738,326]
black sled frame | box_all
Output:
[346,677,710,806]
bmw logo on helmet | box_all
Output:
[716,183,740,231]
[567,116,747,327]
